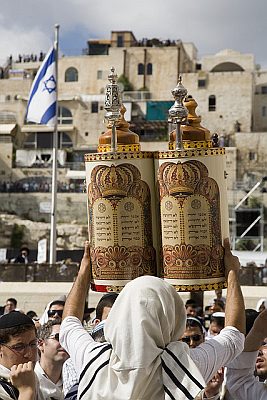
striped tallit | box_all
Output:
[78,276,205,399]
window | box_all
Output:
[261,86,267,94]
[58,107,73,124]
[24,132,73,149]
[91,101,99,113]
[24,133,36,149]
[196,63,202,71]
[60,132,73,148]
[198,79,206,88]
[65,67,78,82]
[138,63,144,75]
[37,132,53,148]
[97,70,103,79]
[208,95,216,112]
[249,151,257,161]
[262,106,266,117]
[117,35,124,47]
[147,63,153,75]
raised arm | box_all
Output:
[62,241,91,322]
[244,309,267,351]
[226,310,267,399]
[224,238,245,334]
[190,239,245,382]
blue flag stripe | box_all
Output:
[40,101,57,124]
[26,48,56,112]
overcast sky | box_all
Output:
[1,0,267,68]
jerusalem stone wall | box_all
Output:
[0,213,87,250]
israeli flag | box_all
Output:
[26,46,57,126]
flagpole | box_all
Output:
[49,24,59,265]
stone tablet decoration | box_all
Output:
[84,68,158,292]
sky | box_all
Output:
[1,0,267,68]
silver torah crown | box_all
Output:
[168,76,188,124]
[104,66,121,124]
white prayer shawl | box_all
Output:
[78,276,205,400]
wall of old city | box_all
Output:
[182,71,253,134]
[0,192,87,223]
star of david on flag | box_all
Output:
[26,46,57,126]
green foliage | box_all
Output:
[247,196,262,208]
[11,223,24,248]
[117,75,134,91]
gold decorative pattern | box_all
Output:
[172,280,227,292]
[106,285,126,293]
[85,151,154,162]
[98,143,140,153]
[168,140,213,150]
[155,147,225,159]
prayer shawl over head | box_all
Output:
[78,276,205,400]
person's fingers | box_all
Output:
[10,364,17,373]
[84,241,90,256]
[26,361,33,371]
[223,238,231,253]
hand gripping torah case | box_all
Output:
[154,81,229,291]
[84,68,159,292]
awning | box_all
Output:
[66,170,86,179]
[21,124,75,133]
[0,124,16,134]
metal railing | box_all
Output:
[0,263,266,285]
[0,263,79,282]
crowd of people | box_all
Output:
[0,239,266,399]
[0,180,84,194]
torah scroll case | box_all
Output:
[84,68,159,292]
[154,79,229,291]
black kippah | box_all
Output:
[0,311,34,330]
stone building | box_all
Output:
[0,30,267,194]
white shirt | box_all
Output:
[60,317,244,385]
[226,351,267,399]
[190,326,244,383]
[35,361,64,400]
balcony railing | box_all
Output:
[0,263,79,282]
[0,263,266,285]
[122,91,151,101]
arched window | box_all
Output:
[60,132,73,148]
[147,63,153,75]
[65,67,78,82]
[138,63,144,75]
[209,95,216,112]
[211,62,244,72]
[58,106,73,124]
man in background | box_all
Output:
[0,298,17,316]
[0,311,39,399]
[14,247,30,264]
[226,309,267,399]
[36,319,69,399]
